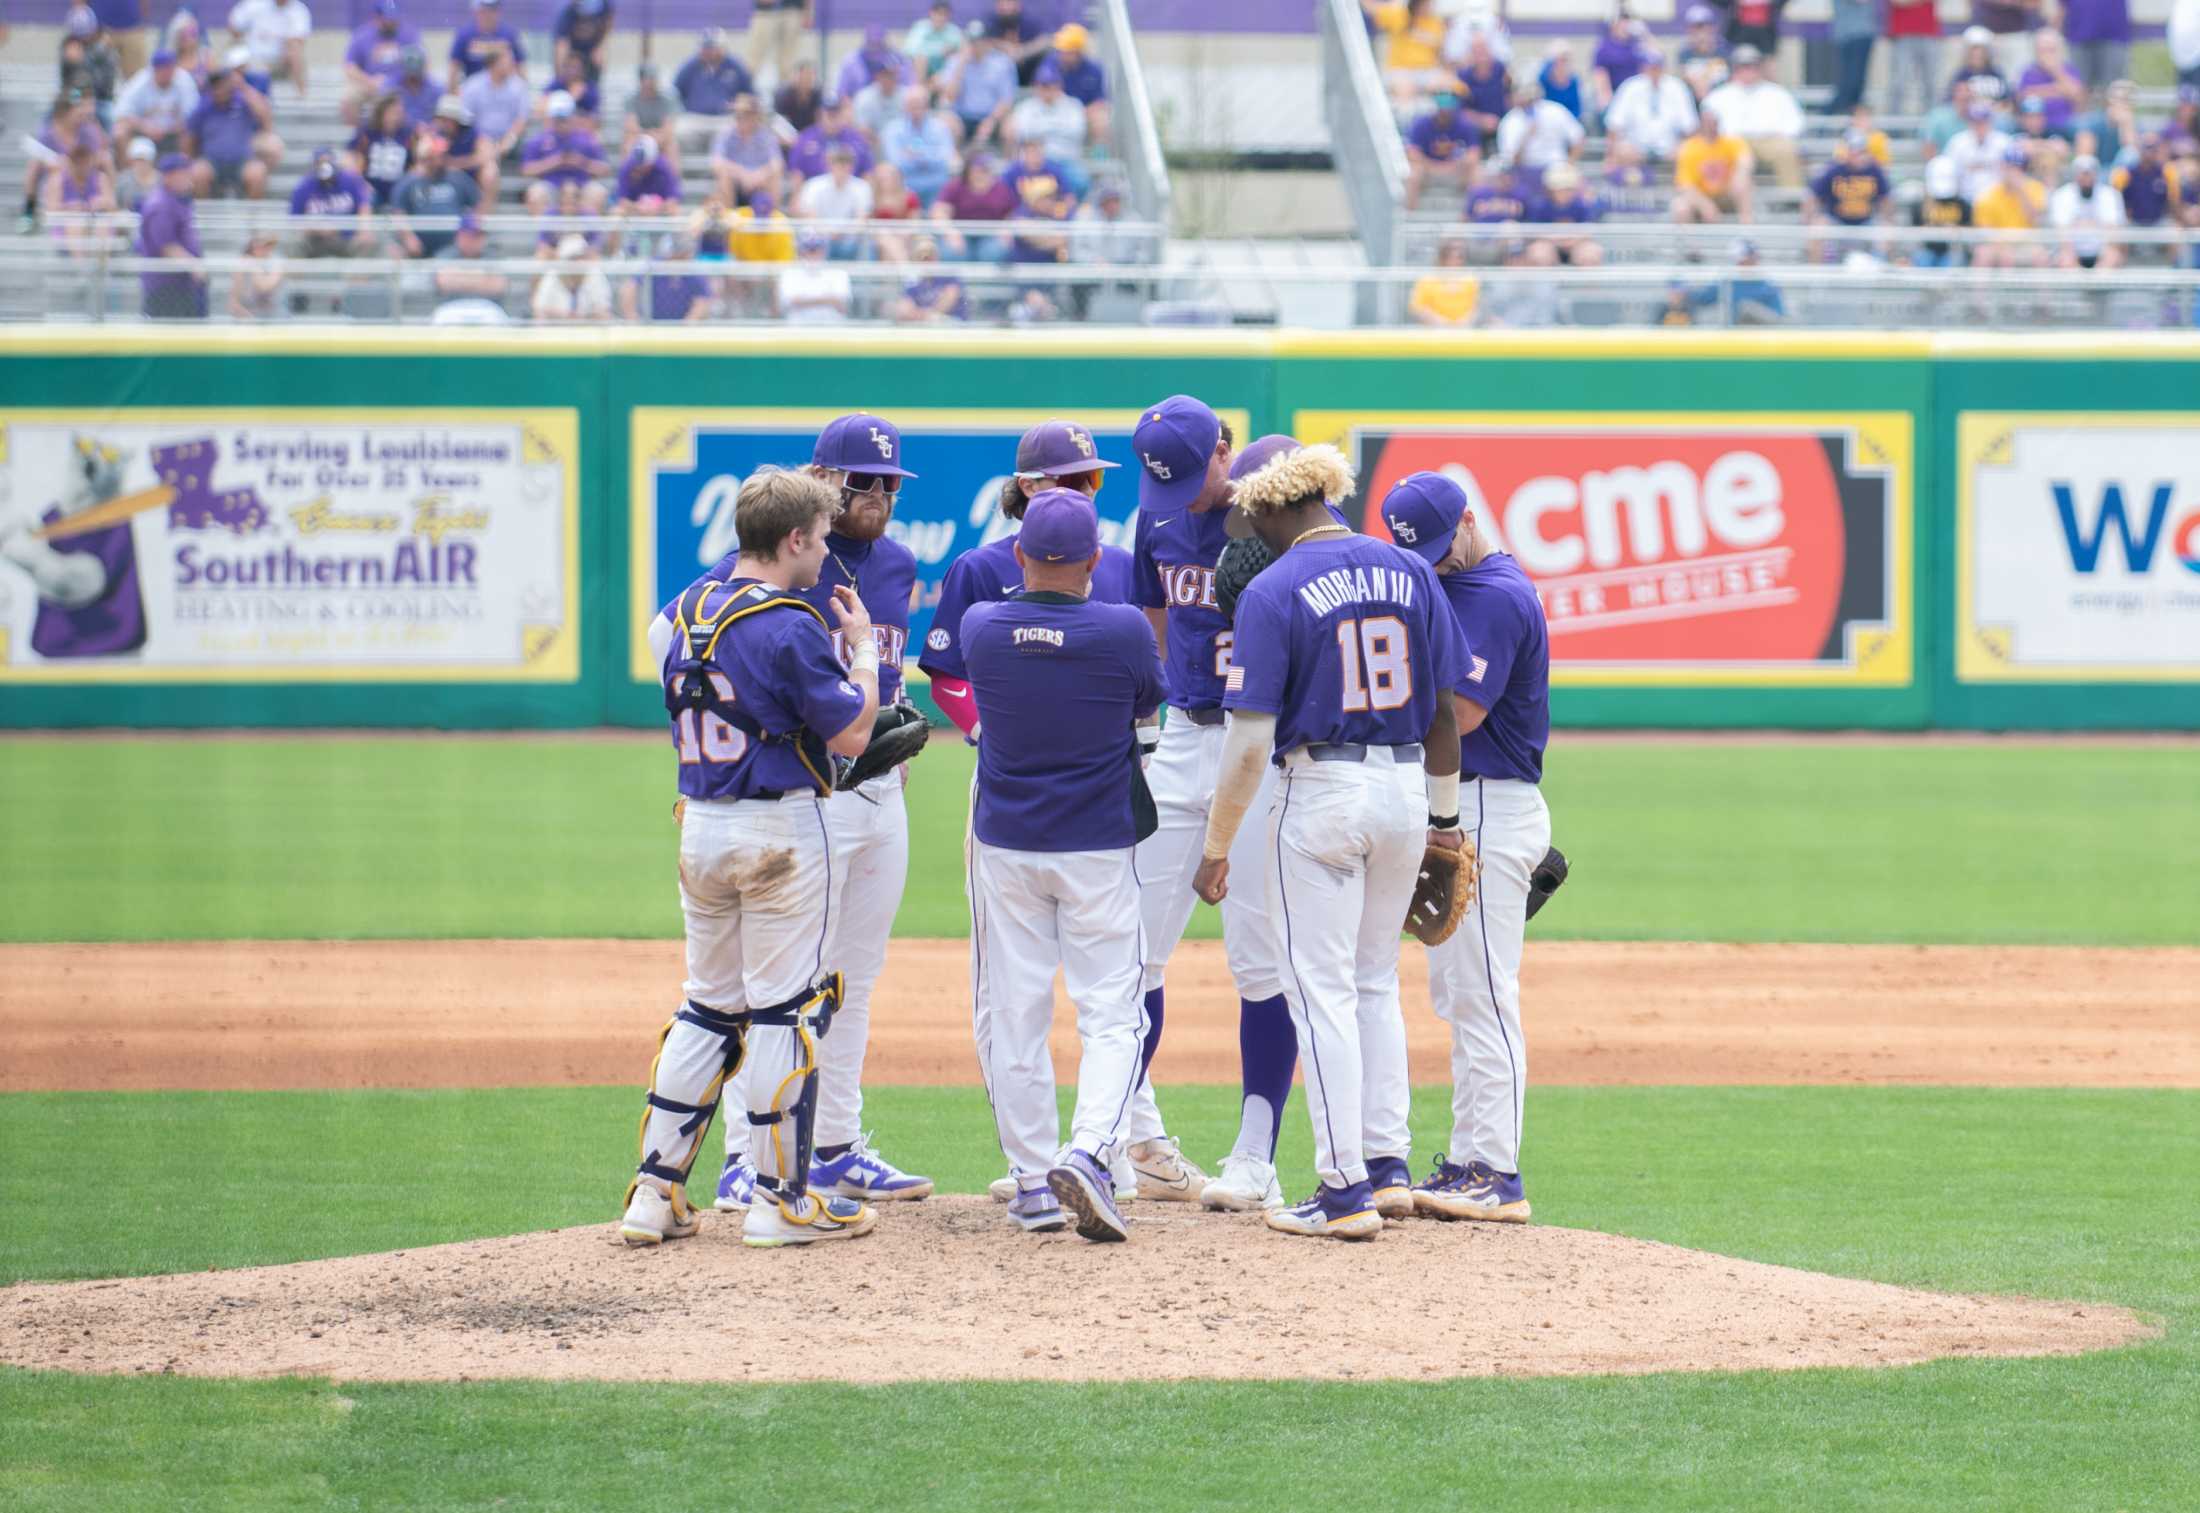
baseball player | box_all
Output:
[918,419,1200,1204]
[961,488,1165,1242]
[1130,407,1351,1213]
[1380,473,1551,1224]
[621,467,883,1249]
[703,414,934,1214]
[1190,440,1465,1241]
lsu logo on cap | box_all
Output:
[1142,452,1172,480]
[1070,427,1094,458]
[868,425,894,459]
[1390,516,1419,544]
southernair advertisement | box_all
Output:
[0,410,579,683]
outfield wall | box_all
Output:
[2,328,2194,731]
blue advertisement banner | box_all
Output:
[627,406,1249,682]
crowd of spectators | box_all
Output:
[20,0,1143,325]
[1377,0,2200,325]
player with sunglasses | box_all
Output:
[658,413,939,1218]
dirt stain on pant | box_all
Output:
[739,849,799,901]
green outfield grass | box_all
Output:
[3,735,2195,946]
[2,1084,2195,1510]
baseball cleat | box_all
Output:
[713,1153,757,1214]
[1418,1165,1531,1223]
[1127,1137,1206,1202]
[989,1173,1018,1203]
[810,1134,934,1201]
[1264,1181,1383,1241]
[1201,1153,1285,1212]
[741,1190,878,1247]
[620,1182,701,1247]
[1009,1184,1070,1233]
[1109,1148,1139,1202]
[1047,1149,1131,1243]
[1367,1155,1417,1219]
[1411,1152,1477,1214]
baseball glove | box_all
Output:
[835,703,930,790]
[1524,845,1569,921]
[1404,836,1479,946]
[1213,533,1277,622]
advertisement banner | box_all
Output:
[1291,411,1913,687]
[1957,413,2200,683]
[0,409,580,683]
[627,406,1250,683]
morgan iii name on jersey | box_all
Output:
[1223,534,1463,759]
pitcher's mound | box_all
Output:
[1,1198,2149,1384]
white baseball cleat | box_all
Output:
[1127,1137,1206,1202]
[741,1190,878,1247]
[1201,1153,1285,1212]
[619,1183,701,1247]
[989,1173,1017,1203]
[1109,1148,1139,1202]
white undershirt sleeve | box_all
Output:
[1201,710,1276,862]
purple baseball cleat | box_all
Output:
[1367,1154,1416,1219]
[1008,1183,1069,1233]
[1417,1161,1531,1223]
[808,1135,934,1201]
[1265,1179,1382,1240]
[1046,1148,1129,1243]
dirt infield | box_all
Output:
[0,1198,2152,1384]
[3,939,2195,1092]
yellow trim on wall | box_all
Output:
[1290,408,1916,690]
[0,406,582,685]
[1955,410,2200,684]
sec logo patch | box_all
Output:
[926,627,950,651]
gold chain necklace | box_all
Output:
[1290,523,1351,548]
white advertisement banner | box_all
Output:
[1959,414,2200,683]
[0,409,579,683]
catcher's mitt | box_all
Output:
[836,703,930,790]
[1213,532,1276,622]
[1404,836,1479,946]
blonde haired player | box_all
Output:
[1191,441,1465,1240]
[621,468,883,1248]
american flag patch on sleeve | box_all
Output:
[1468,654,1489,684]
[1225,665,1245,693]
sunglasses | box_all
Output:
[844,473,901,495]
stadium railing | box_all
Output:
[1318,0,1408,323]
[20,245,2199,330]
[1095,0,1172,233]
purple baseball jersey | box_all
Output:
[918,530,1134,683]
[1224,534,1461,759]
[702,529,917,707]
[1438,552,1549,784]
[661,577,866,802]
[963,592,1165,852]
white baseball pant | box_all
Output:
[724,772,907,1158]
[970,840,1149,1182]
[1427,776,1550,1177]
[1265,748,1426,1190]
[639,793,838,1195]
[1123,711,1284,1143]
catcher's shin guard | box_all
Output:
[746,974,844,1202]
[627,999,749,1215]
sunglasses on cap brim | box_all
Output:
[1018,468,1106,492]
[842,472,902,495]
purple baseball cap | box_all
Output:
[1966,100,1993,122]
[812,413,918,478]
[1684,2,1718,22]
[1379,472,1467,565]
[1015,419,1119,479]
[1227,433,1301,484]
[1035,60,1064,87]
[157,152,193,174]
[1018,488,1100,564]
[2002,142,2030,166]
[152,47,177,66]
[1133,395,1221,514]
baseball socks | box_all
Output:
[1232,994,1296,1161]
